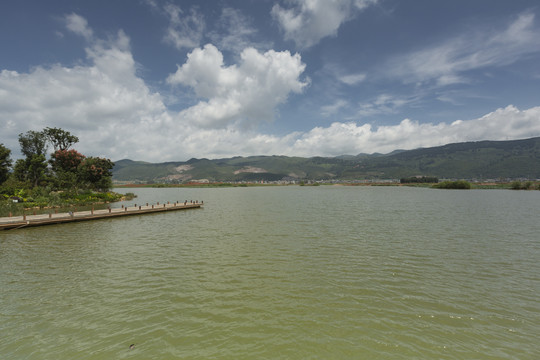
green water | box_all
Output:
[1,186,539,359]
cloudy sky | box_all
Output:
[1,0,540,162]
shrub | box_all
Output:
[433,180,471,189]
[511,181,538,190]
[510,181,522,190]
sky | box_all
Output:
[1,0,540,162]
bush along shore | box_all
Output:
[0,127,135,217]
[1,189,136,217]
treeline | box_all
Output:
[1,128,115,206]
[400,176,439,184]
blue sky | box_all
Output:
[1,0,540,162]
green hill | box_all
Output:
[112,137,540,182]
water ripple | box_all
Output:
[1,187,539,359]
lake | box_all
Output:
[1,186,539,359]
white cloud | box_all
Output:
[355,93,417,118]
[272,0,378,48]
[0,16,308,161]
[167,44,308,129]
[209,8,272,54]
[321,99,348,117]
[289,105,540,156]
[386,12,540,86]
[65,13,93,40]
[0,16,167,159]
[338,73,366,85]
[163,4,205,50]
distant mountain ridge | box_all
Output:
[112,137,540,182]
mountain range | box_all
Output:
[112,137,540,183]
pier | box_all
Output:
[0,201,203,230]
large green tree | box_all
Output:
[19,130,48,158]
[0,143,12,184]
[78,157,114,192]
[44,127,79,151]
[50,149,86,190]
[17,130,49,187]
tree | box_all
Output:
[27,154,49,188]
[50,149,86,173]
[50,149,86,190]
[78,157,114,191]
[18,130,48,158]
[18,131,49,187]
[0,143,12,185]
[44,127,79,151]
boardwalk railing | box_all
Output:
[0,201,203,231]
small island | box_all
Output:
[0,127,132,217]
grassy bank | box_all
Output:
[1,190,136,217]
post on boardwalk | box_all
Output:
[49,212,52,219]
[91,206,94,215]
[108,206,111,213]
[23,213,26,221]
[9,212,12,217]
[139,206,141,210]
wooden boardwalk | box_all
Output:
[0,201,203,230]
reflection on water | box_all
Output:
[1,186,539,359]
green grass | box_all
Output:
[0,190,134,217]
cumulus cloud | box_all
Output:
[272,0,378,48]
[385,12,540,86]
[0,15,167,159]
[182,105,540,158]
[167,44,308,129]
[0,14,309,161]
[289,105,540,156]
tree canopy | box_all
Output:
[1,128,114,194]
[18,130,48,158]
[44,127,79,151]
[0,144,12,184]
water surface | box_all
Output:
[1,186,539,359]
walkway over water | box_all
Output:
[0,201,203,230]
